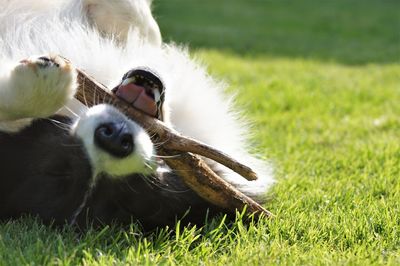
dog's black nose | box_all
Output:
[94,122,134,158]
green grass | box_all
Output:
[155,0,399,64]
[1,0,400,265]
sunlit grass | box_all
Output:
[1,0,399,265]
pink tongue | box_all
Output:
[116,83,157,117]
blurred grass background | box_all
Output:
[155,0,399,64]
[0,0,399,265]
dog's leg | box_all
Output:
[0,55,77,133]
[81,0,161,45]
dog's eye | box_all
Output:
[38,56,51,62]
[37,56,60,68]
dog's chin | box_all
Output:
[70,104,155,179]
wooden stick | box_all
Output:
[157,149,272,216]
[75,69,272,218]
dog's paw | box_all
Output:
[113,68,165,121]
[4,55,77,120]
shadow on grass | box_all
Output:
[154,0,399,65]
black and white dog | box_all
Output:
[0,0,273,230]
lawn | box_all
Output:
[1,0,399,265]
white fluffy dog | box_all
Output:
[0,0,273,229]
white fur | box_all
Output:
[82,0,161,45]
[0,0,273,199]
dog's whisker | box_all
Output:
[139,174,190,194]
[45,118,71,130]
[63,105,80,118]
[152,154,181,159]
[82,79,89,107]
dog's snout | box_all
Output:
[94,122,134,158]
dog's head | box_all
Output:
[71,104,154,178]
[69,67,167,180]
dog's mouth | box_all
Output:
[123,69,164,102]
[114,68,165,120]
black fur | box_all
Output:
[78,172,227,231]
[0,116,92,225]
[0,116,226,230]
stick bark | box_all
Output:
[75,69,272,218]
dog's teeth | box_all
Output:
[121,77,136,86]
[153,89,161,102]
